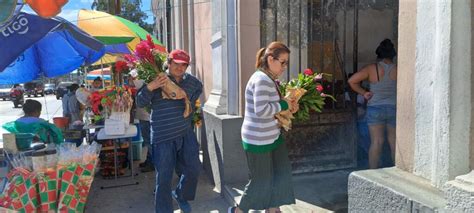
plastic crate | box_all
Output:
[132,139,143,161]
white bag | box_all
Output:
[109,111,130,127]
[104,119,126,135]
[75,88,91,106]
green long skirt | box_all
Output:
[238,141,296,211]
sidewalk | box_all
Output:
[87,165,229,212]
[224,170,351,213]
[87,164,351,213]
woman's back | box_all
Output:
[368,61,397,106]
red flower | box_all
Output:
[124,54,137,64]
[316,84,324,92]
[114,61,128,73]
[146,34,155,48]
[135,41,154,64]
[303,68,313,76]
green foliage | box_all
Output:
[279,73,336,122]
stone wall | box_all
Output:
[470,0,474,170]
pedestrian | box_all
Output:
[348,39,397,169]
[137,49,202,213]
[62,86,70,118]
[65,84,81,124]
[229,41,298,213]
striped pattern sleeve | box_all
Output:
[241,71,283,151]
[136,85,155,108]
[252,76,281,117]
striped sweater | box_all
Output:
[241,70,288,153]
[136,72,202,144]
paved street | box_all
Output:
[0,95,63,142]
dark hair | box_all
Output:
[93,77,102,82]
[23,99,42,116]
[69,83,79,92]
[255,41,291,70]
[376,39,396,60]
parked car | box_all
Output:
[0,84,13,100]
[44,83,55,95]
[55,82,74,100]
[24,81,45,97]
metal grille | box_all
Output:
[261,0,354,109]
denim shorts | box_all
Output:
[366,105,396,127]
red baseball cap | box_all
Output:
[169,49,190,64]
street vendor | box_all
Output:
[136,49,202,213]
[90,76,103,92]
[2,99,63,144]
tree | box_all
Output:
[92,0,154,34]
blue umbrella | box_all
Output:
[0,12,105,84]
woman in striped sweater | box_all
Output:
[229,42,298,213]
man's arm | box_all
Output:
[136,85,155,108]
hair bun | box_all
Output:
[380,39,393,48]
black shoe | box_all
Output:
[140,164,155,173]
[139,160,152,168]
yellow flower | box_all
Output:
[195,99,201,108]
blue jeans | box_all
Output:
[152,128,200,213]
[366,105,396,127]
[139,120,152,163]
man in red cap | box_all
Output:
[137,49,202,213]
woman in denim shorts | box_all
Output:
[348,39,397,169]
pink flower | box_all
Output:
[314,73,323,80]
[135,41,155,64]
[303,68,313,76]
[124,54,137,64]
[146,34,155,48]
[320,93,327,97]
[316,84,324,92]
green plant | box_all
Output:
[279,68,336,122]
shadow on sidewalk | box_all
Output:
[86,164,229,213]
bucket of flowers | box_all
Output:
[133,34,192,117]
[276,68,336,131]
[88,86,136,126]
[111,60,130,86]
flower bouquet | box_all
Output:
[192,99,203,128]
[134,34,192,117]
[276,68,336,131]
[88,86,136,126]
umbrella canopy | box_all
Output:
[77,9,161,45]
[76,9,166,65]
[86,67,111,80]
[0,12,105,84]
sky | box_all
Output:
[23,0,154,24]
